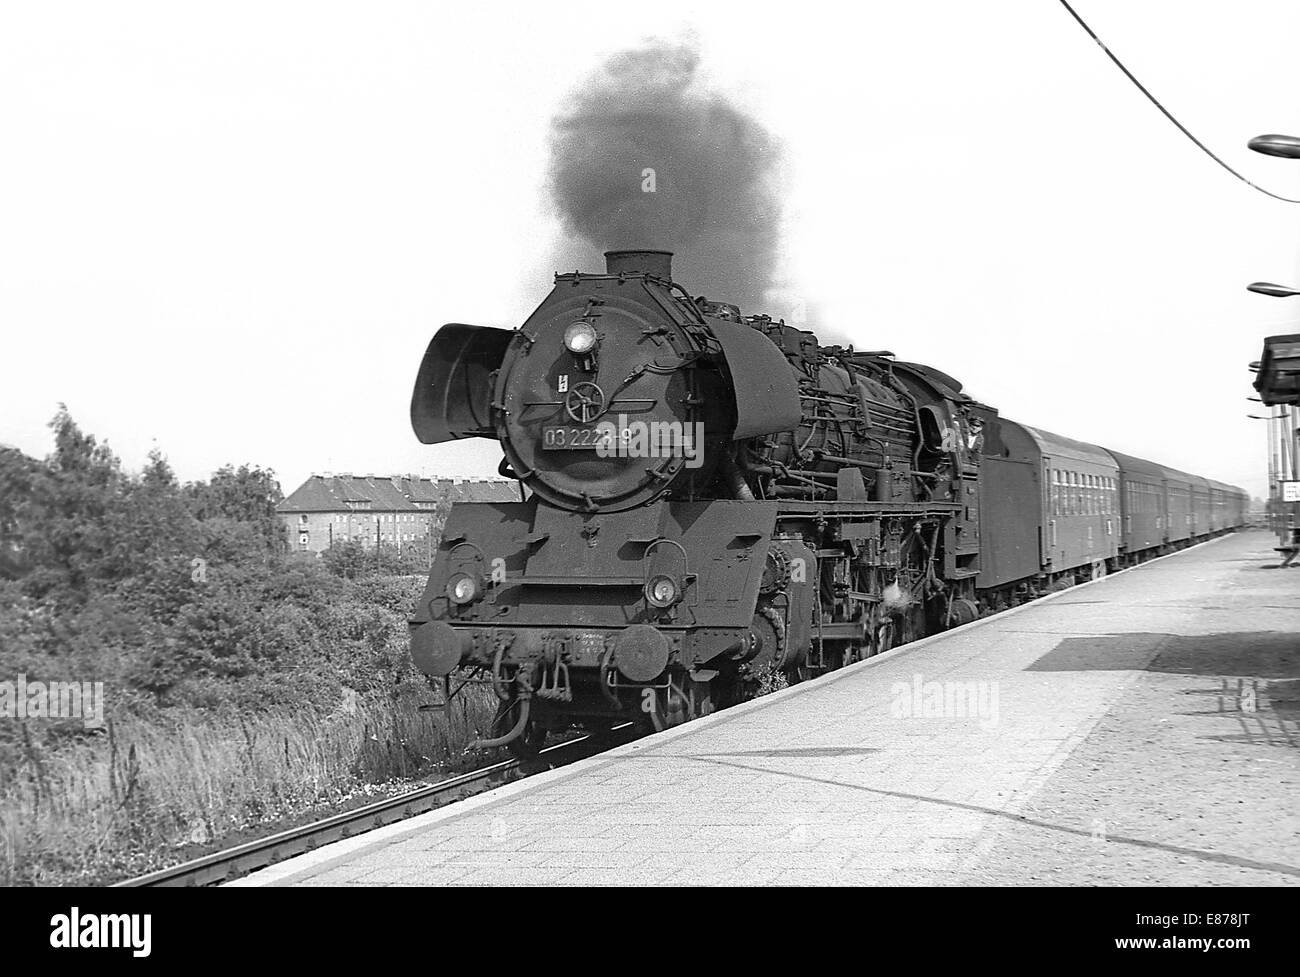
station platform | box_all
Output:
[237,531,1300,886]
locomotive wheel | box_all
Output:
[744,610,784,673]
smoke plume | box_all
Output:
[547,40,785,315]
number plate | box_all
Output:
[542,426,612,450]
[576,632,607,660]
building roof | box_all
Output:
[277,474,520,513]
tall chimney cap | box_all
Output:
[604,249,674,280]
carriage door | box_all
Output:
[1042,455,1054,569]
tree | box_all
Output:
[0,446,37,579]
[185,464,286,555]
[13,408,127,598]
[322,538,370,579]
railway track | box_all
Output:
[114,727,634,887]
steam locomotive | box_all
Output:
[407,249,1247,754]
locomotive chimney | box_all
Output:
[604,249,673,280]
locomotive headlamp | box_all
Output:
[564,321,599,355]
[645,573,680,609]
[446,572,481,605]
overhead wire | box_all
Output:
[1057,0,1300,204]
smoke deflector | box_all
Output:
[410,323,512,443]
[710,319,802,439]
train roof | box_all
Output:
[1145,464,1193,488]
[1008,422,1117,470]
[1205,478,1247,497]
[892,361,966,400]
[1104,449,1165,479]
[1000,428,1248,498]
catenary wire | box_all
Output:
[1057,0,1300,204]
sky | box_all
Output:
[2,0,1299,500]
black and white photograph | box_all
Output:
[0,0,1294,957]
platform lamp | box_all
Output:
[1247,281,1300,297]
[1248,133,1300,159]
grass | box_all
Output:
[0,684,499,886]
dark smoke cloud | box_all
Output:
[547,40,785,315]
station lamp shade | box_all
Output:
[1248,282,1300,297]
[1248,133,1300,159]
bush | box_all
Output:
[0,410,466,884]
